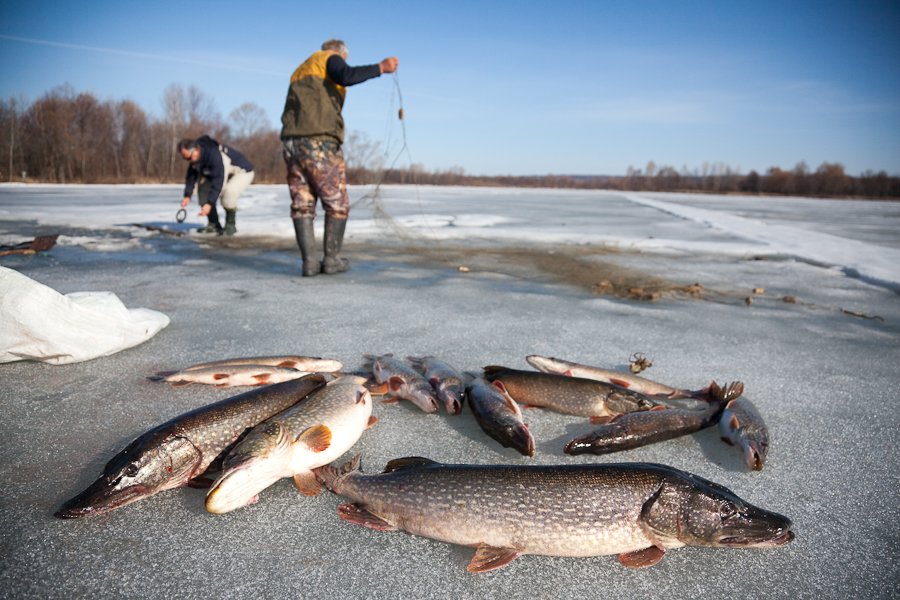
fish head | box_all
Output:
[406,386,440,413]
[740,437,769,471]
[205,421,292,514]
[55,434,200,518]
[642,474,794,549]
[436,381,465,415]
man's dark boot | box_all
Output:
[197,210,223,235]
[321,215,349,274]
[292,217,319,277]
[224,209,237,236]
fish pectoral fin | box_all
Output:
[609,377,631,388]
[367,381,390,395]
[467,544,521,573]
[297,424,332,452]
[618,545,666,568]
[212,373,230,380]
[729,414,741,429]
[337,503,397,531]
[720,436,735,446]
[366,415,379,429]
[186,475,215,489]
[292,471,323,496]
[252,373,272,383]
[171,380,193,387]
[589,415,614,424]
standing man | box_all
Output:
[280,39,398,276]
[178,135,255,235]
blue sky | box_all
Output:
[1,0,898,176]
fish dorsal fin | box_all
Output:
[382,456,437,473]
[467,544,521,573]
[618,545,665,568]
[296,424,332,452]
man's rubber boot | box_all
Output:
[321,215,349,274]
[224,209,237,236]
[197,210,223,235]
[292,217,319,277]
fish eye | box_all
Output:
[123,463,139,478]
[719,502,737,520]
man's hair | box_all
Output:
[321,39,348,55]
[177,138,197,152]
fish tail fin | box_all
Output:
[696,380,744,404]
[149,371,176,381]
[315,454,362,492]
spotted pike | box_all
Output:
[316,456,794,572]
[526,354,693,399]
[205,376,375,514]
[466,377,534,457]
[720,396,769,471]
[365,354,439,413]
[407,356,466,415]
[55,375,327,518]
[565,381,743,455]
[152,365,310,387]
[482,366,663,419]
[181,355,343,373]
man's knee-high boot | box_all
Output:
[292,217,319,277]
[321,215,349,274]
[224,209,237,236]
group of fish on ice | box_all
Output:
[56,353,792,573]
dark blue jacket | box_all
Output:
[182,135,254,206]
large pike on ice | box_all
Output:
[152,364,312,388]
[526,354,693,399]
[205,376,375,514]
[181,355,343,373]
[316,457,794,572]
[482,366,664,419]
[565,381,743,455]
[55,375,327,518]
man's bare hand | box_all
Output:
[180,196,191,208]
[379,57,399,74]
[198,204,212,217]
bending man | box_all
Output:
[178,135,255,235]
[280,39,398,276]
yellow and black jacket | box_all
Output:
[280,51,382,144]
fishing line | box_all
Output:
[351,72,436,240]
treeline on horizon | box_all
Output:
[1,84,898,199]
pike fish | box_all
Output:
[181,355,343,373]
[526,354,693,399]
[152,365,310,388]
[407,355,466,415]
[365,354,439,413]
[719,396,769,471]
[316,457,794,572]
[55,374,327,518]
[466,377,534,457]
[206,376,375,514]
[482,366,664,419]
[565,381,743,455]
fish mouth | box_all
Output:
[741,441,768,471]
[720,529,795,547]
[55,478,149,519]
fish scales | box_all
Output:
[330,463,672,557]
[483,366,662,418]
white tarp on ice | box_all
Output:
[0,266,169,364]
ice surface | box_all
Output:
[0,184,897,599]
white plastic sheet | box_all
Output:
[0,266,170,364]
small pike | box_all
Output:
[466,377,534,457]
[565,381,743,455]
[206,376,375,514]
[719,396,769,470]
[55,375,327,518]
[151,365,310,388]
[526,354,692,399]
[407,356,466,415]
[181,355,343,373]
[482,366,664,419]
[316,457,794,572]
[365,354,439,413]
